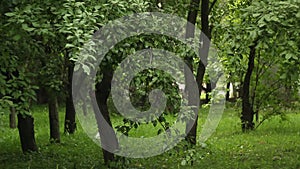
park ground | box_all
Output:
[0,104,299,169]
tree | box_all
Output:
[71,0,150,164]
[184,0,201,145]
[184,0,219,145]
[4,0,102,141]
[217,0,300,131]
[1,0,39,152]
[241,40,257,131]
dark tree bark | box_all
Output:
[186,0,211,145]
[36,87,48,104]
[94,69,118,165]
[64,61,76,134]
[232,83,238,99]
[6,69,37,152]
[9,107,16,128]
[205,82,212,103]
[196,62,207,98]
[48,93,60,143]
[17,114,38,153]
[241,42,257,131]
[184,0,201,145]
[225,82,230,101]
[205,80,218,103]
[196,0,211,95]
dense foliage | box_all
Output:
[0,0,299,167]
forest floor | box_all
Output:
[0,104,299,169]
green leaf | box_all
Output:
[145,42,152,48]
[257,18,266,28]
[285,53,293,60]
[22,24,35,32]
[270,16,280,22]
[32,22,40,27]
[181,160,187,166]
[12,34,21,41]
[280,73,286,79]
[74,64,80,71]
[5,12,15,17]
[252,13,260,17]
[0,88,5,95]
[82,65,90,75]
[65,44,75,48]
[296,12,300,18]
[157,129,163,135]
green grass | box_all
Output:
[0,105,300,169]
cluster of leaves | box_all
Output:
[0,56,37,115]
[116,113,172,136]
[130,69,181,114]
[2,0,151,107]
[107,33,198,135]
[0,1,39,115]
[4,0,103,93]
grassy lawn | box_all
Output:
[0,105,299,169]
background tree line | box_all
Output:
[0,0,299,166]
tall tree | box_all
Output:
[48,92,61,143]
[64,60,76,134]
[69,0,150,164]
[1,0,39,152]
[94,69,118,164]
[18,113,38,152]
[241,41,257,131]
[185,0,218,145]
[184,0,201,145]
[217,0,300,131]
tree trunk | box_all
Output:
[36,87,48,104]
[187,0,211,144]
[238,81,243,98]
[232,83,238,100]
[241,42,257,132]
[197,0,211,89]
[95,70,118,165]
[9,107,16,128]
[192,61,205,145]
[64,62,76,134]
[48,93,60,143]
[17,114,38,153]
[205,82,212,103]
[184,0,200,145]
[226,82,230,101]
